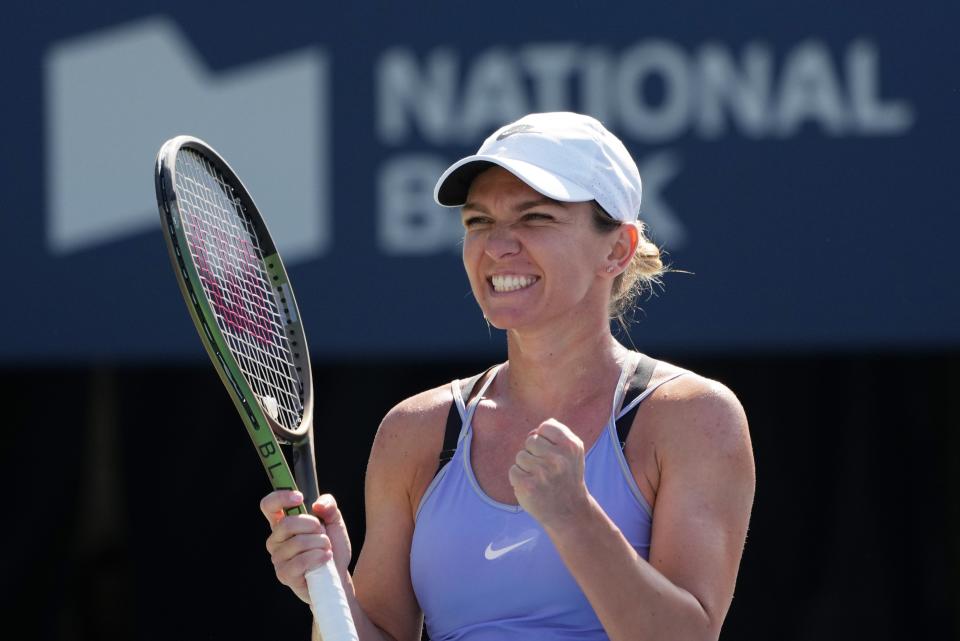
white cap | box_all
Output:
[433,112,642,222]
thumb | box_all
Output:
[312,493,343,525]
[311,493,352,569]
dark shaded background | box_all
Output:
[5,350,958,640]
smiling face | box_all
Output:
[461,166,617,333]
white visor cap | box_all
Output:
[434,112,642,222]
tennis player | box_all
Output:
[261,112,755,641]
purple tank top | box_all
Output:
[410,362,683,641]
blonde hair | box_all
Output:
[591,203,666,328]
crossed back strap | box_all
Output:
[436,370,489,475]
[436,354,657,475]
[615,353,657,448]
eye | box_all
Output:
[521,212,554,223]
[462,215,492,228]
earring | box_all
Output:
[606,265,616,273]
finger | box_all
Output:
[270,513,325,545]
[514,450,540,474]
[311,493,343,525]
[276,549,334,588]
[524,432,555,457]
[536,419,582,449]
[260,490,304,524]
[267,518,326,558]
[269,533,332,565]
[275,513,325,536]
[508,463,528,489]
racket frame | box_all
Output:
[155,135,318,516]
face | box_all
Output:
[460,167,618,332]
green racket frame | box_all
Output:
[155,136,317,517]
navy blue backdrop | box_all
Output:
[2,1,957,362]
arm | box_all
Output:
[263,387,450,641]
[511,376,755,641]
[349,391,449,641]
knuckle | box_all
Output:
[302,550,331,571]
[285,533,329,559]
[260,493,283,517]
[319,493,337,507]
[290,514,321,533]
[291,533,320,555]
[317,534,332,550]
[288,516,309,533]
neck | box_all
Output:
[500,316,632,415]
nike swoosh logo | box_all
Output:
[496,124,538,141]
[484,536,535,560]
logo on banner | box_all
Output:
[45,16,331,262]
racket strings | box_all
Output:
[175,149,304,430]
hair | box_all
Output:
[590,203,666,330]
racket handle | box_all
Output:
[306,559,359,641]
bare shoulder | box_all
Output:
[366,382,456,517]
[641,360,753,467]
[372,383,453,457]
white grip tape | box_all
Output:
[306,560,359,641]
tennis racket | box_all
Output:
[155,135,358,641]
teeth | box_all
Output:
[491,274,538,292]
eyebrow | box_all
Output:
[461,197,570,215]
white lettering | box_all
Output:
[375,40,914,146]
[617,41,691,142]
[638,152,686,247]
[776,41,848,136]
[520,43,579,111]
[697,42,772,139]
[377,48,458,145]
[458,48,529,141]
[377,155,463,254]
[847,39,913,135]
[580,47,614,125]
[371,39,917,255]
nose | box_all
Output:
[484,224,521,260]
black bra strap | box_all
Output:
[615,354,657,448]
[437,370,489,474]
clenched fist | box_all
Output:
[509,418,592,528]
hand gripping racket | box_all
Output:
[155,136,358,641]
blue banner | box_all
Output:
[3,2,956,360]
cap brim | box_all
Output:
[434,155,594,207]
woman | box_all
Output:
[261,112,755,641]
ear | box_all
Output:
[604,223,639,274]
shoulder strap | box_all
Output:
[436,370,488,473]
[615,354,657,448]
